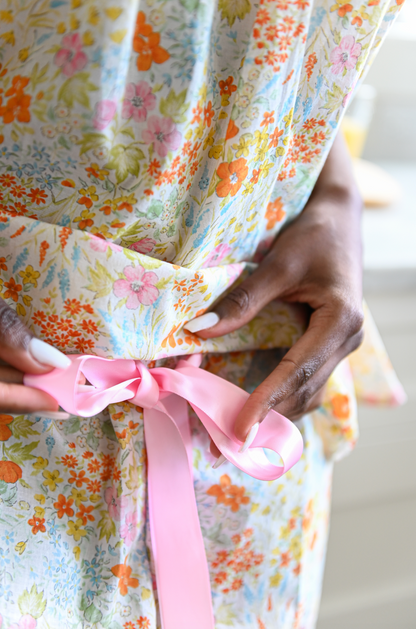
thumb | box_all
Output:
[185,262,282,339]
[0,300,71,374]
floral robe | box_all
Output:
[0,0,406,627]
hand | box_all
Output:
[0,298,71,415]
[185,133,364,459]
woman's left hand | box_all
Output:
[185,133,364,457]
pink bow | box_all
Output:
[25,354,303,629]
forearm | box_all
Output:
[308,132,362,211]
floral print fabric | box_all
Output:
[0,0,406,627]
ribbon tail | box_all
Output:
[144,395,215,629]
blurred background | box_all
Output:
[317,1,416,627]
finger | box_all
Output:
[0,365,25,384]
[0,382,59,414]
[233,301,363,441]
[0,299,71,374]
[185,256,290,338]
[273,328,363,420]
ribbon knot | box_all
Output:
[25,354,303,629]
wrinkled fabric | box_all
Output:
[0,0,406,627]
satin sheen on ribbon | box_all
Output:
[25,354,303,629]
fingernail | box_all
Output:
[239,422,260,453]
[28,411,70,420]
[212,454,227,469]
[184,312,220,334]
[29,338,72,370]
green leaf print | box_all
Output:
[5,441,38,465]
[18,584,47,619]
[160,88,190,124]
[102,419,118,442]
[78,132,109,155]
[105,144,145,183]
[218,0,251,27]
[10,416,39,439]
[180,0,199,10]
[322,83,345,113]
[97,509,116,542]
[62,416,81,435]
[86,261,116,300]
[84,603,103,623]
[57,72,98,108]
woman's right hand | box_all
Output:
[0,298,71,415]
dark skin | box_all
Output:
[0,133,362,434]
[192,132,365,456]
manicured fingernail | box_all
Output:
[184,312,220,334]
[29,411,70,419]
[212,454,226,469]
[29,338,72,370]
[239,422,260,453]
[78,385,96,392]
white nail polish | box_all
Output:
[28,411,70,420]
[212,454,226,469]
[29,338,72,370]
[184,312,220,334]
[239,422,260,453]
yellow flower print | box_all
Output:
[18,48,29,62]
[254,129,268,148]
[85,163,109,181]
[259,160,274,180]
[270,572,283,588]
[71,488,87,507]
[32,457,48,471]
[232,133,253,158]
[203,127,215,150]
[18,265,40,287]
[90,225,113,239]
[290,535,303,562]
[74,209,95,230]
[67,518,87,542]
[57,22,66,34]
[88,5,100,26]
[42,469,63,492]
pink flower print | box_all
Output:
[142,116,181,158]
[129,237,157,254]
[113,264,159,309]
[93,99,117,131]
[9,616,37,629]
[54,33,87,77]
[104,486,125,520]
[89,234,122,253]
[202,243,232,268]
[122,82,156,123]
[120,509,138,546]
[330,35,362,75]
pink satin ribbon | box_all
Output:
[25,354,303,629]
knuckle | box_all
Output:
[293,387,312,414]
[331,293,364,338]
[222,286,252,318]
[281,356,315,389]
[0,300,31,349]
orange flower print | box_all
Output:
[133,11,169,72]
[0,415,13,441]
[0,460,22,483]
[137,617,151,629]
[76,503,95,524]
[260,111,275,127]
[27,187,48,205]
[207,474,250,512]
[3,277,22,302]
[331,393,350,419]
[216,158,248,198]
[0,75,31,124]
[337,2,353,16]
[28,515,46,534]
[225,119,239,140]
[54,494,75,519]
[61,454,78,468]
[265,197,286,230]
[219,76,237,97]
[68,470,89,487]
[110,558,139,596]
[203,101,215,127]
